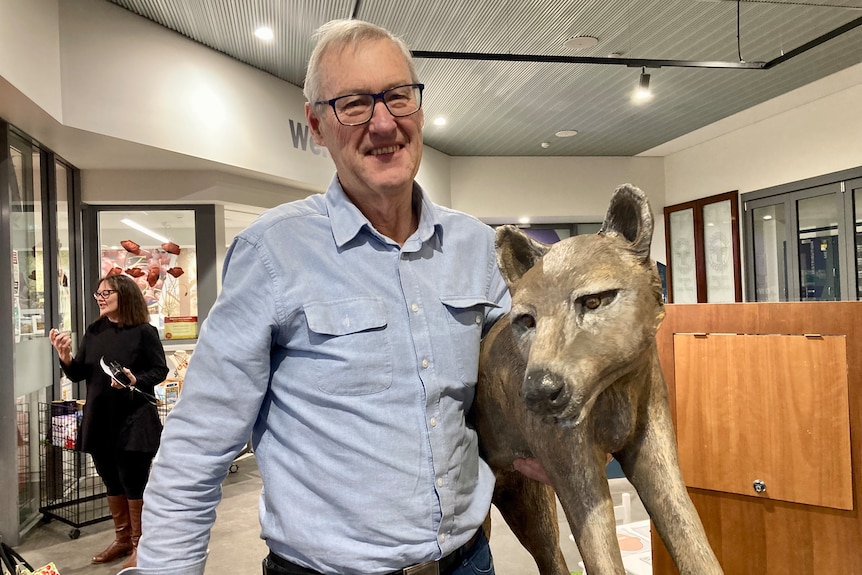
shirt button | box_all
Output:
[438,533,446,543]
[430,417,437,427]
[436,477,444,487]
[422,358,430,369]
[475,314,482,324]
[411,303,419,313]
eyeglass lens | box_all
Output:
[93,290,116,299]
[333,84,422,126]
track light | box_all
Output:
[634,67,652,101]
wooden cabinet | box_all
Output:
[652,303,861,575]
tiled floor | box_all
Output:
[14,455,648,575]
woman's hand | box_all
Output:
[111,368,137,389]
[49,328,73,365]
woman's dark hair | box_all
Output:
[97,274,151,327]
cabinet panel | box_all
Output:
[653,302,862,575]
[674,333,851,510]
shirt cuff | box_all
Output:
[117,553,207,575]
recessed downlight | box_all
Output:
[254,26,274,41]
[555,130,578,138]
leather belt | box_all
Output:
[264,530,481,575]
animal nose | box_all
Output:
[522,369,570,414]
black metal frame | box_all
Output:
[412,15,862,71]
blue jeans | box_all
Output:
[451,529,495,575]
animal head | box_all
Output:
[495,184,665,426]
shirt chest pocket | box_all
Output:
[304,298,392,395]
[441,296,495,385]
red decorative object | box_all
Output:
[161,241,181,255]
[121,239,141,255]
[147,265,160,287]
[125,267,146,278]
[107,267,123,277]
[166,266,185,278]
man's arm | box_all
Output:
[124,237,278,575]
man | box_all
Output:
[125,19,509,575]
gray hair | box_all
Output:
[303,19,419,104]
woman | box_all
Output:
[49,273,168,569]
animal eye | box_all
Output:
[577,290,618,311]
[583,296,601,310]
[512,313,536,330]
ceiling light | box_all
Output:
[433,116,447,126]
[563,35,598,51]
[554,130,578,138]
[540,142,550,149]
[634,67,652,101]
[254,26,274,41]
[518,217,530,224]
[121,219,171,243]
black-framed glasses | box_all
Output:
[315,83,424,126]
[93,289,117,300]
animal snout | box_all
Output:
[522,369,571,416]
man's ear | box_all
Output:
[305,102,325,146]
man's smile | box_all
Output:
[369,145,400,156]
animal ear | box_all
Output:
[598,184,653,261]
[494,225,552,286]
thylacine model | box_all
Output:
[474,184,723,575]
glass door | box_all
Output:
[667,208,698,303]
[96,209,199,341]
[749,200,788,301]
[745,182,848,302]
[848,178,862,300]
[796,186,843,301]
[7,132,51,533]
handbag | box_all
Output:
[0,540,32,575]
[0,540,59,575]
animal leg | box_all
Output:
[492,470,569,575]
[535,443,627,575]
[618,390,724,574]
[557,464,626,575]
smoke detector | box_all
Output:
[564,36,599,51]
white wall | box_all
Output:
[81,170,311,208]
[450,156,667,262]
[0,0,62,119]
[656,62,862,205]
[416,145,452,207]
[57,0,335,192]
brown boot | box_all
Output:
[120,499,144,570]
[92,495,133,563]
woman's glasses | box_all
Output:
[93,290,117,300]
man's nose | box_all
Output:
[368,99,397,129]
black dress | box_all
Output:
[61,317,169,454]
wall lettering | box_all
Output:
[289,119,328,158]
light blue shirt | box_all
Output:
[129,178,510,575]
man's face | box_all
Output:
[306,38,424,200]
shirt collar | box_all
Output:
[325,175,442,249]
